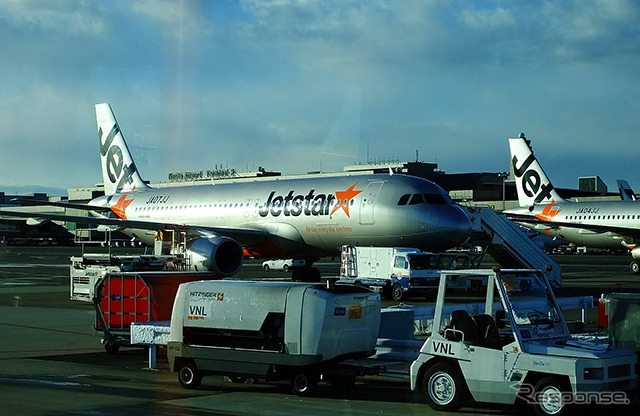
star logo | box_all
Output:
[535,200,561,222]
[110,193,134,220]
[330,184,362,217]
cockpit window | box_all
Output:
[399,192,453,206]
[397,194,411,206]
[424,193,447,204]
[409,194,424,205]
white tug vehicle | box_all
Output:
[410,268,638,416]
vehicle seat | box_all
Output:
[447,310,478,344]
[474,314,498,348]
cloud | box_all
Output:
[0,0,639,192]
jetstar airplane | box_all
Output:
[1,103,472,281]
[504,134,640,274]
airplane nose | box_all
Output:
[432,205,472,248]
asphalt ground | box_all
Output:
[0,245,639,416]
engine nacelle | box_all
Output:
[186,236,244,276]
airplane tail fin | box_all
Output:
[617,179,637,201]
[509,134,566,207]
[96,103,149,195]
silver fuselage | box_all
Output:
[91,173,472,258]
[508,200,640,249]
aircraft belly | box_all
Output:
[558,228,625,250]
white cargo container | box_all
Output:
[337,245,441,301]
[167,280,381,395]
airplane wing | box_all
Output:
[9,197,113,212]
[506,212,640,241]
[0,209,269,246]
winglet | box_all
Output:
[96,103,149,195]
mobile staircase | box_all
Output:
[463,206,562,286]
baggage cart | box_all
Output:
[94,271,218,353]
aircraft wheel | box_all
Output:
[530,377,569,416]
[309,267,321,282]
[291,372,317,396]
[630,261,640,274]
[178,361,202,390]
[422,362,467,412]
[391,283,404,301]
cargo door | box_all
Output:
[359,182,383,225]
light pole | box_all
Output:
[498,172,508,211]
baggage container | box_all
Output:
[167,280,381,395]
[94,271,218,353]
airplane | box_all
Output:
[1,103,472,281]
[504,133,640,274]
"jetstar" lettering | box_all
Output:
[258,190,336,217]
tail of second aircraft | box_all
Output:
[617,179,637,201]
[509,134,566,207]
[96,103,149,195]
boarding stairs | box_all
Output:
[464,206,562,286]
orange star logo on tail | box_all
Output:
[535,200,561,221]
[330,184,362,217]
[111,193,134,219]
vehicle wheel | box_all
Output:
[530,377,568,416]
[283,264,289,273]
[104,341,120,354]
[263,264,270,272]
[422,362,467,412]
[330,375,356,394]
[391,283,404,301]
[291,372,317,396]
[178,362,202,390]
[630,261,640,274]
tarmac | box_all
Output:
[0,245,639,416]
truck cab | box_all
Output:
[339,245,441,301]
[410,268,638,415]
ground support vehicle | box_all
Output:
[262,258,306,272]
[94,271,217,353]
[70,253,189,302]
[337,245,441,301]
[167,280,381,395]
[410,269,638,415]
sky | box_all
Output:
[1,0,639,195]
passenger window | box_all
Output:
[409,194,424,205]
[397,194,411,205]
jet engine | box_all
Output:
[187,236,244,276]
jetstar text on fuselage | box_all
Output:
[258,185,362,218]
